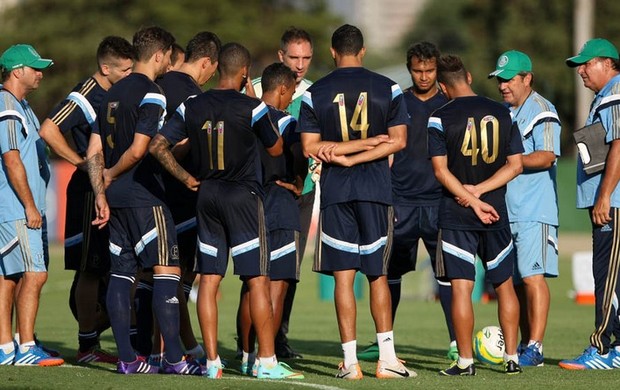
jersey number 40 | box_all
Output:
[460,115,499,166]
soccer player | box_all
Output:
[299,24,414,379]
[358,41,457,363]
[428,54,523,376]
[39,36,134,364]
[488,50,561,367]
[149,42,304,380]
[560,38,620,370]
[146,31,220,365]
[238,62,304,375]
[0,44,63,366]
[86,26,201,375]
[167,43,185,72]
[247,27,314,359]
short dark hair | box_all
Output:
[406,41,440,69]
[97,36,135,67]
[218,42,250,78]
[437,54,468,87]
[331,24,363,56]
[280,27,312,51]
[261,62,296,93]
[169,43,185,67]
[185,31,221,63]
[132,26,175,62]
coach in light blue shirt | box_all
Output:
[489,50,561,368]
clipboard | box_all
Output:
[573,122,609,174]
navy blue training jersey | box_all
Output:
[157,71,202,209]
[428,96,523,230]
[391,89,447,205]
[94,73,167,207]
[159,89,280,195]
[298,67,409,207]
[48,77,106,157]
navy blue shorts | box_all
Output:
[388,203,439,279]
[169,203,197,273]
[195,181,269,278]
[437,227,514,284]
[269,229,300,281]
[64,170,110,273]
[108,206,180,276]
[314,201,392,277]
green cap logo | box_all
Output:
[488,50,532,80]
[0,44,53,71]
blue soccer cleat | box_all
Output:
[519,343,544,367]
[257,361,304,379]
[559,346,616,370]
[14,345,64,366]
[0,347,15,365]
[204,363,223,379]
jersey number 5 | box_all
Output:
[460,115,499,166]
[333,92,369,141]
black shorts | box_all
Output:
[64,170,110,274]
[108,205,179,276]
[169,203,197,273]
[269,229,300,281]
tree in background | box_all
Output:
[0,0,339,118]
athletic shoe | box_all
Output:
[117,356,159,374]
[519,343,544,367]
[357,342,379,361]
[447,344,459,361]
[439,361,476,376]
[376,359,417,378]
[239,356,256,376]
[0,347,15,365]
[505,360,522,375]
[335,362,363,380]
[276,342,303,359]
[147,354,162,370]
[14,345,64,366]
[76,347,118,364]
[34,335,61,358]
[162,356,204,375]
[204,363,223,379]
[517,343,527,356]
[257,361,304,379]
[611,347,620,368]
[559,346,616,370]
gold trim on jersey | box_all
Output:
[51,78,97,125]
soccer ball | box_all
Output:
[473,325,504,365]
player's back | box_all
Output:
[182,89,277,190]
[301,67,407,206]
[157,71,202,121]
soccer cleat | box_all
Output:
[162,356,204,375]
[257,361,304,379]
[335,362,363,380]
[204,363,223,379]
[611,347,620,368]
[76,347,118,364]
[147,354,162,370]
[0,347,15,365]
[275,342,303,359]
[117,356,159,374]
[376,359,417,379]
[239,356,257,376]
[34,335,61,358]
[559,345,616,370]
[14,345,64,366]
[518,343,544,367]
[447,343,459,361]
[357,342,379,361]
[439,361,476,376]
[505,359,522,375]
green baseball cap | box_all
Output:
[566,38,619,67]
[488,50,532,80]
[0,44,53,71]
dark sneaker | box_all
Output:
[162,356,204,375]
[519,343,544,367]
[276,343,303,359]
[76,347,118,364]
[439,361,476,376]
[505,359,522,375]
[117,356,159,374]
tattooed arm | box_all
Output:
[149,134,200,191]
[86,133,109,228]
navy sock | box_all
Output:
[153,273,183,362]
[388,278,402,324]
[182,281,192,302]
[107,274,136,362]
[438,282,456,342]
[134,280,154,356]
[78,331,99,352]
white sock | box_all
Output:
[377,331,397,364]
[449,340,457,348]
[528,340,543,353]
[0,342,14,354]
[19,341,35,354]
[206,355,221,368]
[259,354,277,369]
[342,340,358,368]
[185,344,205,359]
[13,333,19,344]
[457,356,474,367]
[504,353,518,363]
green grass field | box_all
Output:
[1,236,616,389]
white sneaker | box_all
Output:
[335,362,363,380]
[376,359,417,379]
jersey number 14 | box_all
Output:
[333,92,369,141]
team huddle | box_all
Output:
[0,21,619,380]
